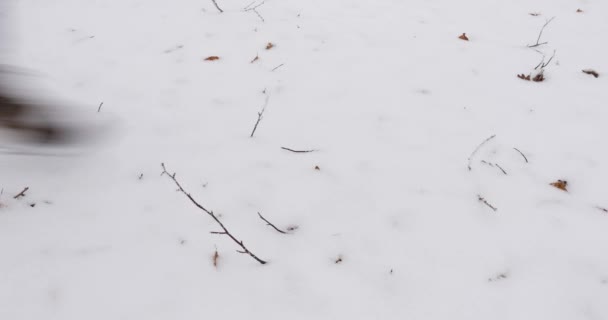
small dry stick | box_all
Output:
[13,187,29,199]
[595,206,608,213]
[468,134,496,171]
[271,63,284,72]
[528,16,555,48]
[513,148,528,163]
[481,160,507,175]
[478,195,498,212]
[161,163,267,264]
[97,102,103,112]
[280,147,317,153]
[210,0,223,13]
[243,1,256,10]
[250,94,270,138]
[534,50,556,70]
[257,212,287,234]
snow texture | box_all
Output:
[1,0,608,319]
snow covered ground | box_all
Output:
[1,0,608,319]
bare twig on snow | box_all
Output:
[243,1,265,22]
[271,63,284,72]
[478,195,498,212]
[528,17,555,48]
[13,187,29,199]
[161,163,267,265]
[468,134,496,171]
[211,0,223,13]
[257,212,287,234]
[480,160,508,175]
[281,147,317,153]
[513,148,528,163]
[250,93,270,138]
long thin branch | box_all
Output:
[161,163,267,264]
[210,0,223,13]
[257,212,287,234]
[250,94,270,138]
[528,17,555,48]
[468,134,496,171]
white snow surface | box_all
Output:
[1,0,608,319]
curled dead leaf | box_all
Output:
[550,180,568,192]
[576,8,584,13]
[266,42,275,50]
[204,56,220,61]
[314,165,320,171]
[458,33,469,41]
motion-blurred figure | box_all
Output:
[1,2,98,149]
[0,87,69,144]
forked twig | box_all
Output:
[243,1,265,22]
[528,17,555,48]
[534,50,556,70]
[13,187,29,199]
[161,163,267,264]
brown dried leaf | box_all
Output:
[517,74,531,81]
[204,56,220,61]
[532,73,545,82]
[458,33,469,41]
[212,249,220,268]
[550,180,568,192]
[266,42,275,50]
[582,69,599,78]
[576,8,584,13]
[314,165,320,171]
